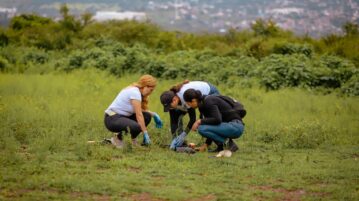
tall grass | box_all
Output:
[1,69,358,200]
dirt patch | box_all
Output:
[1,188,111,201]
[251,185,329,201]
[185,194,217,201]
[129,192,166,201]
[127,166,142,173]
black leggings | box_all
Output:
[104,112,152,139]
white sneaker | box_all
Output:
[110,137,123,149]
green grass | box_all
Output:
[0,69,358,200]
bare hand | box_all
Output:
[191,119,201,131]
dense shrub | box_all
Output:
[272,43,313,57]
[0,56,9,71]
[256,54,314,90]
[311,55,357,88]
[1,14,358,96]
[22,49,49,64]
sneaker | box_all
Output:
[110,137,123,149]
[228,139,239,152]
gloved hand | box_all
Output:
[143,131,151,145]
[153,113,163,128]
[169,131,187,150]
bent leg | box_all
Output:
[198,122,244,144]
[105,114,142,139]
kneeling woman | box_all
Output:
[104,75,162,148]
[183,89,244,152]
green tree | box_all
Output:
[251,18,279,37]
[81,12,94,27]
[59,4,82,32]
[343,21,359,36]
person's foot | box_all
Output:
[132,138,139,146]
[110,137,123,149]
[228,139,239,152]
[208,143,224,153]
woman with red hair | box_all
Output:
[104,75,163,148]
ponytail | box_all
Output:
[170,80,190,93]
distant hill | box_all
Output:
[0,0,358,37]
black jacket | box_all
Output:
[169,107,196,134]
[199,95,242,125]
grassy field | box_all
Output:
[0,69,358,201]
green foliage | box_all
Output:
[272,43,313,57]
[343,21,359,36]
[341,73,359,96]
[22,49,49,64]
[313,55,357,89]
[256,54,314,90]
[9,14,53,30]
[1,12,358,95]
[0,31,9,47]
[0,56,9,72]
[251,18,280,37]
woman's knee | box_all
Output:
[198,125,211,136]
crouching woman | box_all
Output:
[104,75,162,148]
[183,89,244,152]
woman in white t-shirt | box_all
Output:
[104,75,163,148]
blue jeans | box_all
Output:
[198,120,244,144]
[208,82,220,95]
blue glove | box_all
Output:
[170,131,187,150]
[153,113,163,128]
[143,131,151,145]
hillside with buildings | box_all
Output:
[0,0,358,37]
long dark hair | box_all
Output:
[183,89,203,102]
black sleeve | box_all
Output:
[201,103,222,125]
[169,109,179,134]
[185,108,196,133]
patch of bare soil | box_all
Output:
[251,185,329,201]
[129,192,166,201]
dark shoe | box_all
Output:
[228,139,239,152]
[208,144,224,153]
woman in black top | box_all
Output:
[183,89,244,152]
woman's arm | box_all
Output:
[131,99,147,133]
[186,108,196,132]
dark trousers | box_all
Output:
[104,112,152,139]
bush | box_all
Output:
[341,74,359,96]
[256,54,314,90]
[67,50,85,71]
[22,49,49,64]
[311,55,357,88]
[272,43,313,57]
[0,56,9,71]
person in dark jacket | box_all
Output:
[160,80,220,142]
[183,89,244,152]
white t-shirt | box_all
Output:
[105,86,142,116]
[176,81,210,107]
